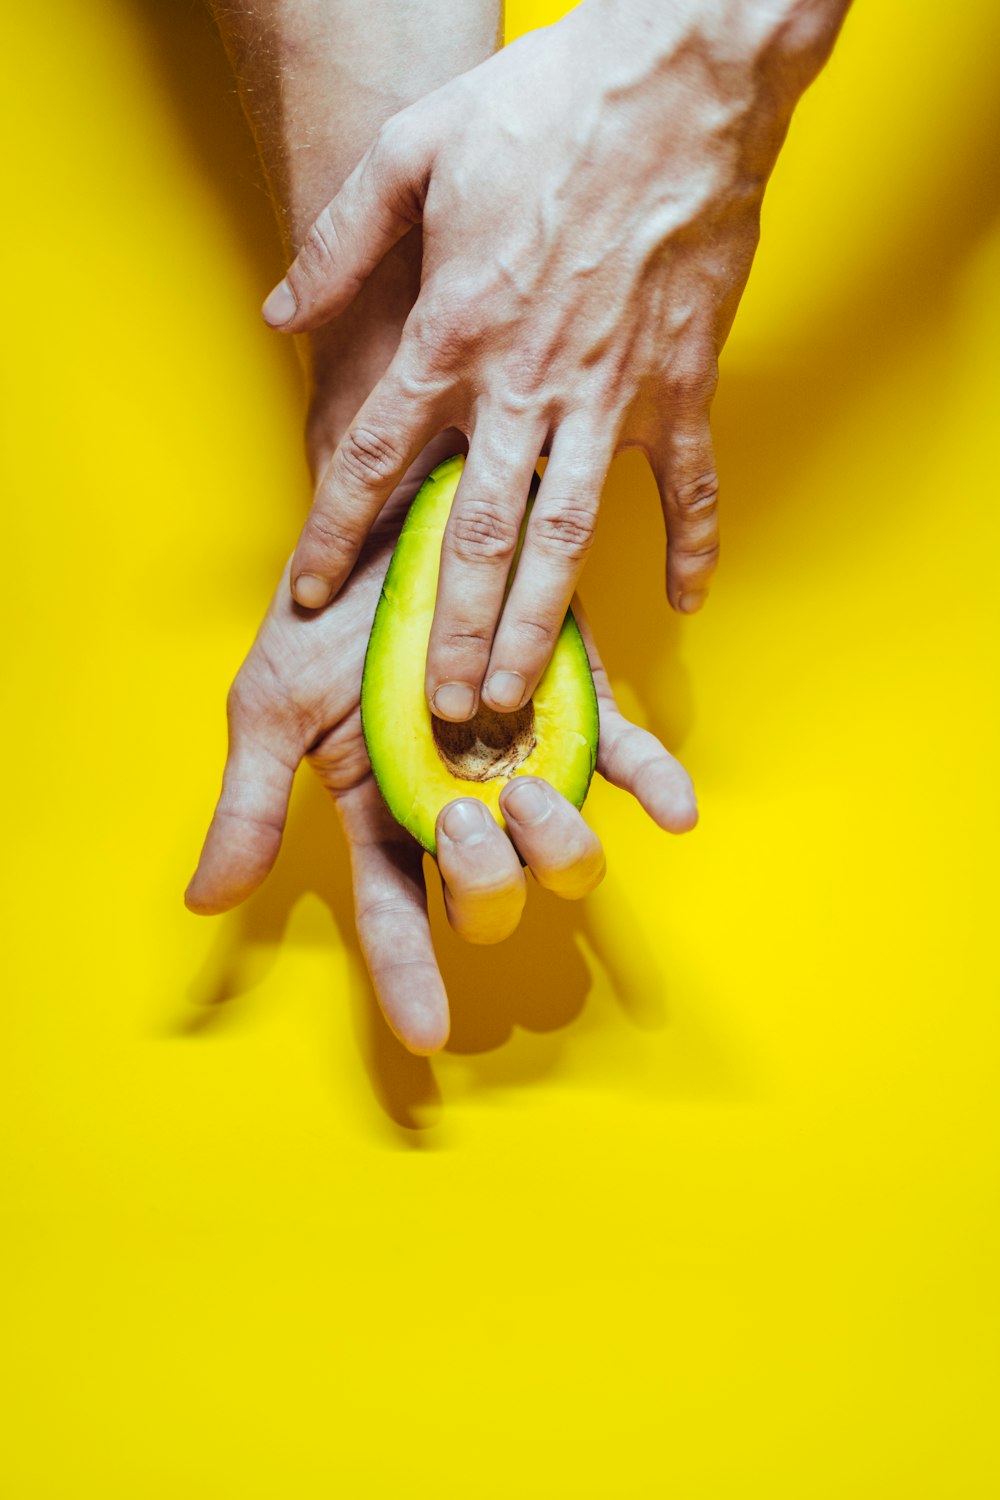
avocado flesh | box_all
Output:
[361,455,599,855]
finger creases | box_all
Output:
[291,365,442,607]
[425,422,542,718]
[482,419,613,710]
[657,420,721,612]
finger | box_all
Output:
[290,347,445,609]
[598,720,699,833]
[425,415,542,721]
[435,799,527,944]
[481,416,613,713]
[185,699,300,916]
[573,600,698,833]
[262,116,433,332]
[341,783,449,1056]
[499,779,606,900]
[656,412,720,615]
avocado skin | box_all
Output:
[361,457,599,855]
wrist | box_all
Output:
[571,0,849,103]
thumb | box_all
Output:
[262,115,433,332]
[185,703,300,916]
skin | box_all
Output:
[191,0,698,1055]
[185,448,698,1053]
[262,0,851,724]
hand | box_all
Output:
[260,0,847,725]
[184,455,698,1056]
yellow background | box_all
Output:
[2,1,998,1494]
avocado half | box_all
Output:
[360,455,599,855]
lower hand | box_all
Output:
[185,450,697,1055]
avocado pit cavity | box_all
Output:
[432,701,536,783]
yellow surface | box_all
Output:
[2,1,998,1494]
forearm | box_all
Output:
[211,0,501,247]
[210,0,500,469]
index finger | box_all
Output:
[290,346,446,609]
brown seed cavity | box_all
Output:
[432,701,536,783]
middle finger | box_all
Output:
[424,411,544,722]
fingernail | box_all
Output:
[262,279,297,326]
[502,777,551,827]
[293,573,331,609]
[441,799,490,844]
[432,682,476,721]
[678,591,706,614]
[484,670,526,712]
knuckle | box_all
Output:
[672,471,719,518]
[310,724,375,795]
[406,289,480,369]
[674,540,720,571]
[391,354,450,407]
[372,116,404,165]
[300,206,338,278]
[305,506,361,557]
[510,615,555,651]
[419,311,475,371]
[336,427,404,488]
[532,503,596,561]
[438,625,493,654]
[371,114,416,179]
[447,499,520,564]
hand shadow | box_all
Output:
[177,776,443,1137]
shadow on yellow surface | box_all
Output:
[174,761,692,1134]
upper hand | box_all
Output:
[184,461,697,1056]
[260,0,820,724]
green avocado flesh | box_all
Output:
[361,455,600,855]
